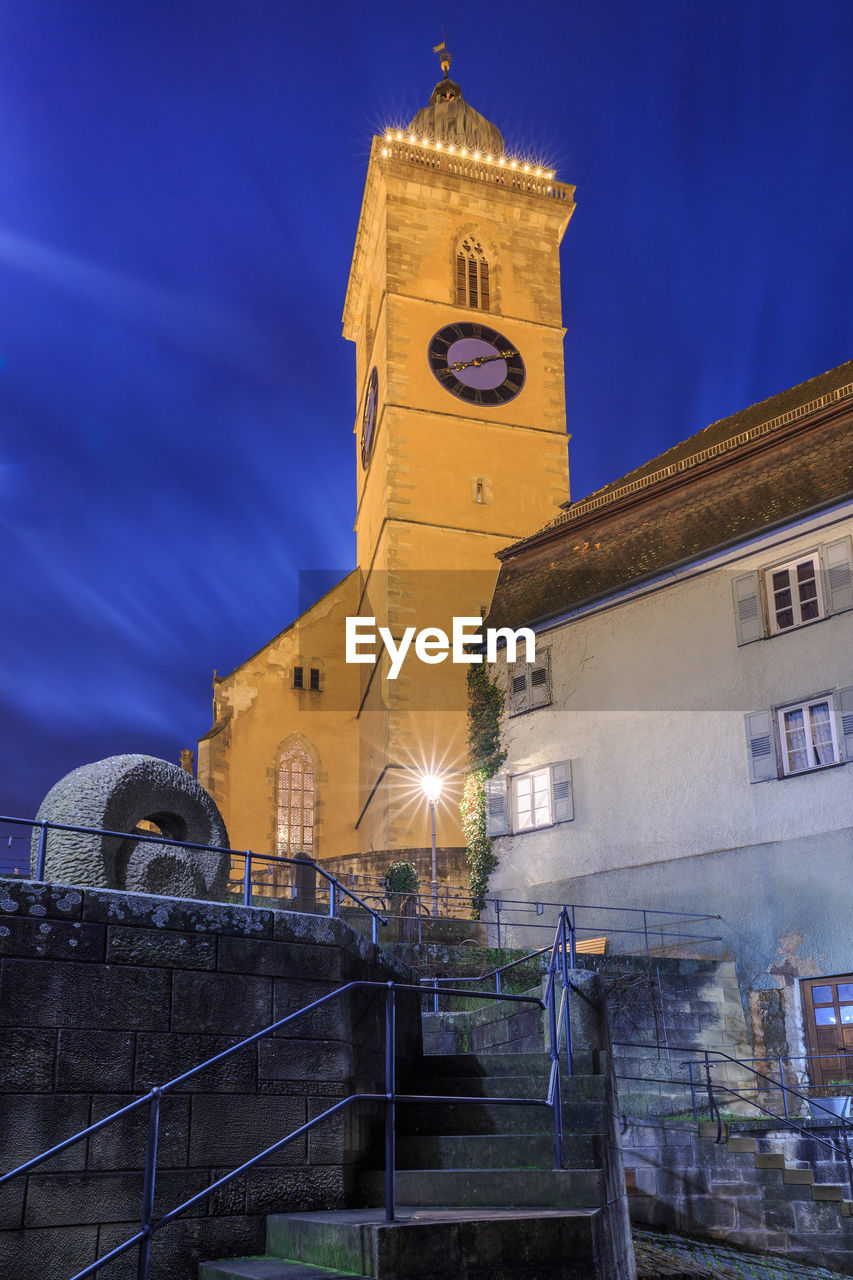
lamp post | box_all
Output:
[421,774,443,915]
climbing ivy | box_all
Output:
[460,663,507,917]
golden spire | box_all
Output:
[433,39,452,79]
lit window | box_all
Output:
[513,769,552,831]
[769,554,823,634]
[778,697,839,774]
[277,744,314,856]
[456,238,490,311]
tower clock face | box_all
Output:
[427,322,526,406]
[361,366,378,469]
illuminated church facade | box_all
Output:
[196,58,574,884]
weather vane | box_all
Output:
[433,37,452,79]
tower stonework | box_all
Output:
[198,69,575,884]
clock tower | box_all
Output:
[343,58,575,864]
[198,56,576,891]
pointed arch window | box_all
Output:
[277,743,315,856]
[456,239,491,311]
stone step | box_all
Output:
[811,1182,846,1201]
[406,1072,604,1103]
[408,1074,551,1100]
[397,1098,607,1136]
[416,1052,552,1077]
[265,1207,599,1279]
[395,1132,600,1170]
[200,1261,357,1280]
[361,1167,604,1208]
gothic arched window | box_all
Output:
[277,743,315,856]
[456,238,491,311]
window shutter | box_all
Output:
[485,775,509,837]
[529,650,551,709]
[835,686,853,763]
[550,760,573,823]
[732,572,764,645]
[822,537,853,615]
[509,662,529,716]
[744,710,778,783]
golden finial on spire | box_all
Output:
[433,39,452,79]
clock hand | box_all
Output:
[449,348,516,372]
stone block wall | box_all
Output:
[604,957,755,1117]
[0,877,420,1280]
[622,1119,853,1274]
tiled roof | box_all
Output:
[487,361,853,633]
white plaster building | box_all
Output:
[483,359,853,1069]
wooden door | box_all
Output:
[801,975,853,1088]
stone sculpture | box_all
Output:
[31,754,230,899]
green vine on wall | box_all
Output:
[461,663,507,917]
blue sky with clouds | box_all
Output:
[1,0,852,854]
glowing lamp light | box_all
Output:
[510,160,517,169]
[409,134,416,143]
[523,163,530,172]
[461,147,468,156]
[448,144,455,153]
[386,132,392,141]
[486,154,493,162]
[473,151,480,160]
[498,157,505,166]
[536,168,542,176]
[435,140,442,149]
[421,774,443,805]
[547,171,555,179]
[382,147,388,156]
[396,131,403,140]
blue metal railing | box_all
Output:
[0,910,579,1280]
[612,1040,853,1200]
[0,814,388,942]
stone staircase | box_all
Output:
[623,1118,853,1272]
[200,978,636,1279]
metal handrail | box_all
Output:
[1,906,579,1280]
[0,814,388,942]
[613,1039,853,1199]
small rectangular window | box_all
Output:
[777,697,839,774]
[476,481,484,504]
[309,667,321,691]
[293,667,304,689]
[480,262,490,312]
[513,769,552,831]
[768,553,823,633]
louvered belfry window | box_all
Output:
[277,743,314,856]
[456,239,490,311]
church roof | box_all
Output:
[487,359,853,633]
[408,74,505,157]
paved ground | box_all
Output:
[634,1229,848,1279]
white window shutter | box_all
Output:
[485,775,510,836]
[550,760,573,823]
[509,662,529,716]
[732,572,764,645]
[744,710,778,783]
[529,649,551,709]
[822,538,853,615]
[835,686,853,762]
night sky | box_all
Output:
[2,1,852,864]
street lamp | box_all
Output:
[420,774,443,914]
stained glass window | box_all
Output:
[277,744,315,856]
